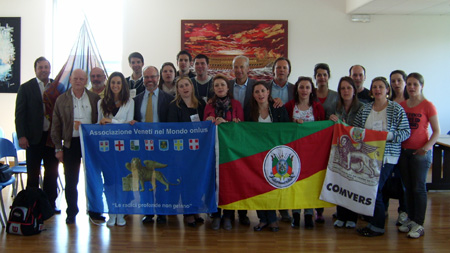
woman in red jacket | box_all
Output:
[284,76,325,229]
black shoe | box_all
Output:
[142,215,155,224]
[253,223,268,231]
[291,213,300,228]
[66,216,76,224]
[194,214,204,223]
[304,214,314,229]
[156,215,167,224]
[88,211,105,221]
[357,227,384,237]
[54,208,61,214]
[239,216,251,226]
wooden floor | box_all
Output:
[1,169,450,252]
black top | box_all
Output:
[167,99,205,123]
[357,88,374,104]
[244,101,290,122]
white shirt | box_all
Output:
[36,77,51,131]
[71,89,92,137]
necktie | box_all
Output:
[145,92,153,122]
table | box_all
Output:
[427,135,450,190]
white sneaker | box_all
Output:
[408,224,424,239]
[345,221,356,228]
[397,212,408,225]
[399,220,416,233]
[116,214,126,226]
[107,214,117,226]
[334,220,344,228]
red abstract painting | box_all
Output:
[181,20,288,81]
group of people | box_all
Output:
[14,51,439,239]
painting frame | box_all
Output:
[0,17,21,93]
[181,20,288,80]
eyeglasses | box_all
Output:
[90,74,104,78]
[144,75,159,79]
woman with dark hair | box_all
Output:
[167,76,205,227]
[204,74,244,230]
[329,76,363,228]
[158,62,177,96]
[384,69,409,226]
[97,71,135,226]
[398,73,440,239]
[246,81,289,232]
[204,74,244,125]
[354,77,410,237]
[390,70,409,103]
[284,76,325,229]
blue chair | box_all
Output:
[0,176,16,227]
[0,138,28,197]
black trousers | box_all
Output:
[63,137,82,217]
[26,131,59,207]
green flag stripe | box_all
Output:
[218,120,334,164]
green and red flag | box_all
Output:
[218,121,335,210]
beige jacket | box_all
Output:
[51,88,100,149]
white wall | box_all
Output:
[1,0,449,140]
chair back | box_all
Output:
[12,132,22,151]
[0,138,19,164]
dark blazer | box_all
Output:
[15,78,54,145]
[167,99,205,123]
[229,78,255,111]
[269,80,295,103]
[244,101,290,122]
[133,89,174,123]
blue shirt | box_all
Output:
[140,88,160,122]
[233,78,248,107]
[271,81,290,104]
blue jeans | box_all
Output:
[399,149,432,225]
[367,163,395,233]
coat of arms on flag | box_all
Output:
[189,139,199,150]
[174,139,183,151]
[114,140,125,151]
[99,140,109,152]
[130,140,140,151]
[145,140,154,151]
[159,140,169,151]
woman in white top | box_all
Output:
[98,71,135,226]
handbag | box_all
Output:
[0,163,13,182]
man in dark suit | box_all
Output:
[230,55,255,111]
[15,57,60,212]
[269,57,295,106]
[133,65,173,224]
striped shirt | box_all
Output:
[354,100,410,164]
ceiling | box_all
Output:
[347,0,450,15]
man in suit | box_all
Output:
[269,57,295,105]
[51,69,100,224]
[223,55,255,228]
[15,57,60,213]
[230,55,255,111]
[126,52,145,98]
[133,65,173,224]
